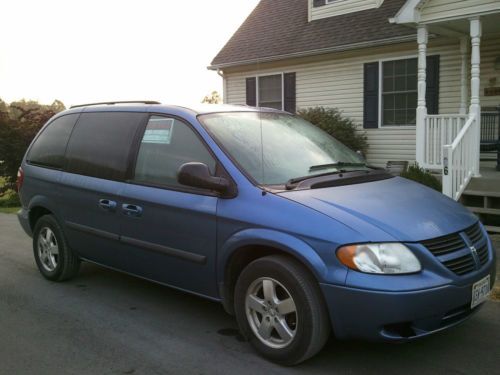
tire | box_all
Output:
[234,255,330,365]
[33,214,80,281]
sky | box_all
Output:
[0,0,260,107]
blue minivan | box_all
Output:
[17,102,496,365]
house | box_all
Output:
[209,0,500,231]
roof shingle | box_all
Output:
[210,0,414,68]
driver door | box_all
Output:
[118,115,219,297]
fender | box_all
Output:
[27,194,64,226]
[217,228,329,286]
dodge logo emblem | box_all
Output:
[470,245,478,257]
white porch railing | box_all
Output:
[421,114,468,169]
[442,115,476,200]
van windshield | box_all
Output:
[199,112,367,186]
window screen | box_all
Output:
[66,112,144,180]
[134,116,216,189]
[258,74,283,110]
[382,58,417,126]
[27,114,79,169]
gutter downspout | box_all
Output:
[217,68,226,104]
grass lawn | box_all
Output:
[0,206,20,214]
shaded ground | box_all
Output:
[490,234,500,300]
[0,213,499,374]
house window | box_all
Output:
[246,73,296,113]
[382,58,417,126]
[258,74,283,110]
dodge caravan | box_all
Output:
[17,102,496,365]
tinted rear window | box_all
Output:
[66,112,144,180]
[27,114,79,169]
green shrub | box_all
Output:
[297,107,368,155]
[400,163,442,192]
[0,176,20,207]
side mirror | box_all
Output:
[356,150,366,160]
[177,162,230,194]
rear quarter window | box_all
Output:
[27,114,79,169]
[65,112,145,181]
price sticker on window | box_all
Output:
[142,118,174,144]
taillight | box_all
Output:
[16,167,24,192]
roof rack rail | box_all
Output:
[70,100,161,109]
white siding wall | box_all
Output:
[481,37,500,108]
[310,0,383,20]
[420,0,500,23]
[224,37,500,167]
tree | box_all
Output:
[297,107,368,155]
[0,99,66,180]
[202,91,222,104]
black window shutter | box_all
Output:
[363,62,379,129]
[284,73,296,113]
[426,55,440,115]
[313,0,326,7]
[246,77,257,107]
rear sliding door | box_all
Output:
[60,111,146,265]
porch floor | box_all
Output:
[467,160,500,192]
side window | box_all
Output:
[65,112,145,180]
[27,114,79,169]
[133,116,216,189]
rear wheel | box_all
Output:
[234,255,330,365]
[33,215,80,281]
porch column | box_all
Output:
[469,17,482,176]
[459,37,468,115]
[416,25,428,166]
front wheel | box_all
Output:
[234,255,330,365]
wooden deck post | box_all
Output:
[416,25,428,166]
[459,37,468,115]
[469,17,482,177]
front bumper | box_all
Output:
[320,263,496,342]
[320,221,497,342]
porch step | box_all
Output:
[461,188,500,234]
[481,152,497,161]
[484,225,500,234]
[463,190,500,198]
[466,207,500,215]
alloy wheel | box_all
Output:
[37,227,59,272]
[245,277,298,349]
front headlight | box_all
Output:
[337,243,421,274]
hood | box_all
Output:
[278,177,477,242]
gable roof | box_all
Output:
[210,0,415,69]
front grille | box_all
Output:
[465,223,483,244]
[421,233,465,256]
[442,254,476,275]
[421,222,488,276]
[476,243,489,265]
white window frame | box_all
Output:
[255,72,285,111]
[378,55,418,129]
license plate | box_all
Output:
[471,275,491,309]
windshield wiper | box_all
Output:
[309,162,366,172]
[286,171,344,189]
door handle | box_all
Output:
[122,203,143,217]
[98,199,117,212]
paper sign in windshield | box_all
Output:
[142,118,174,144]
